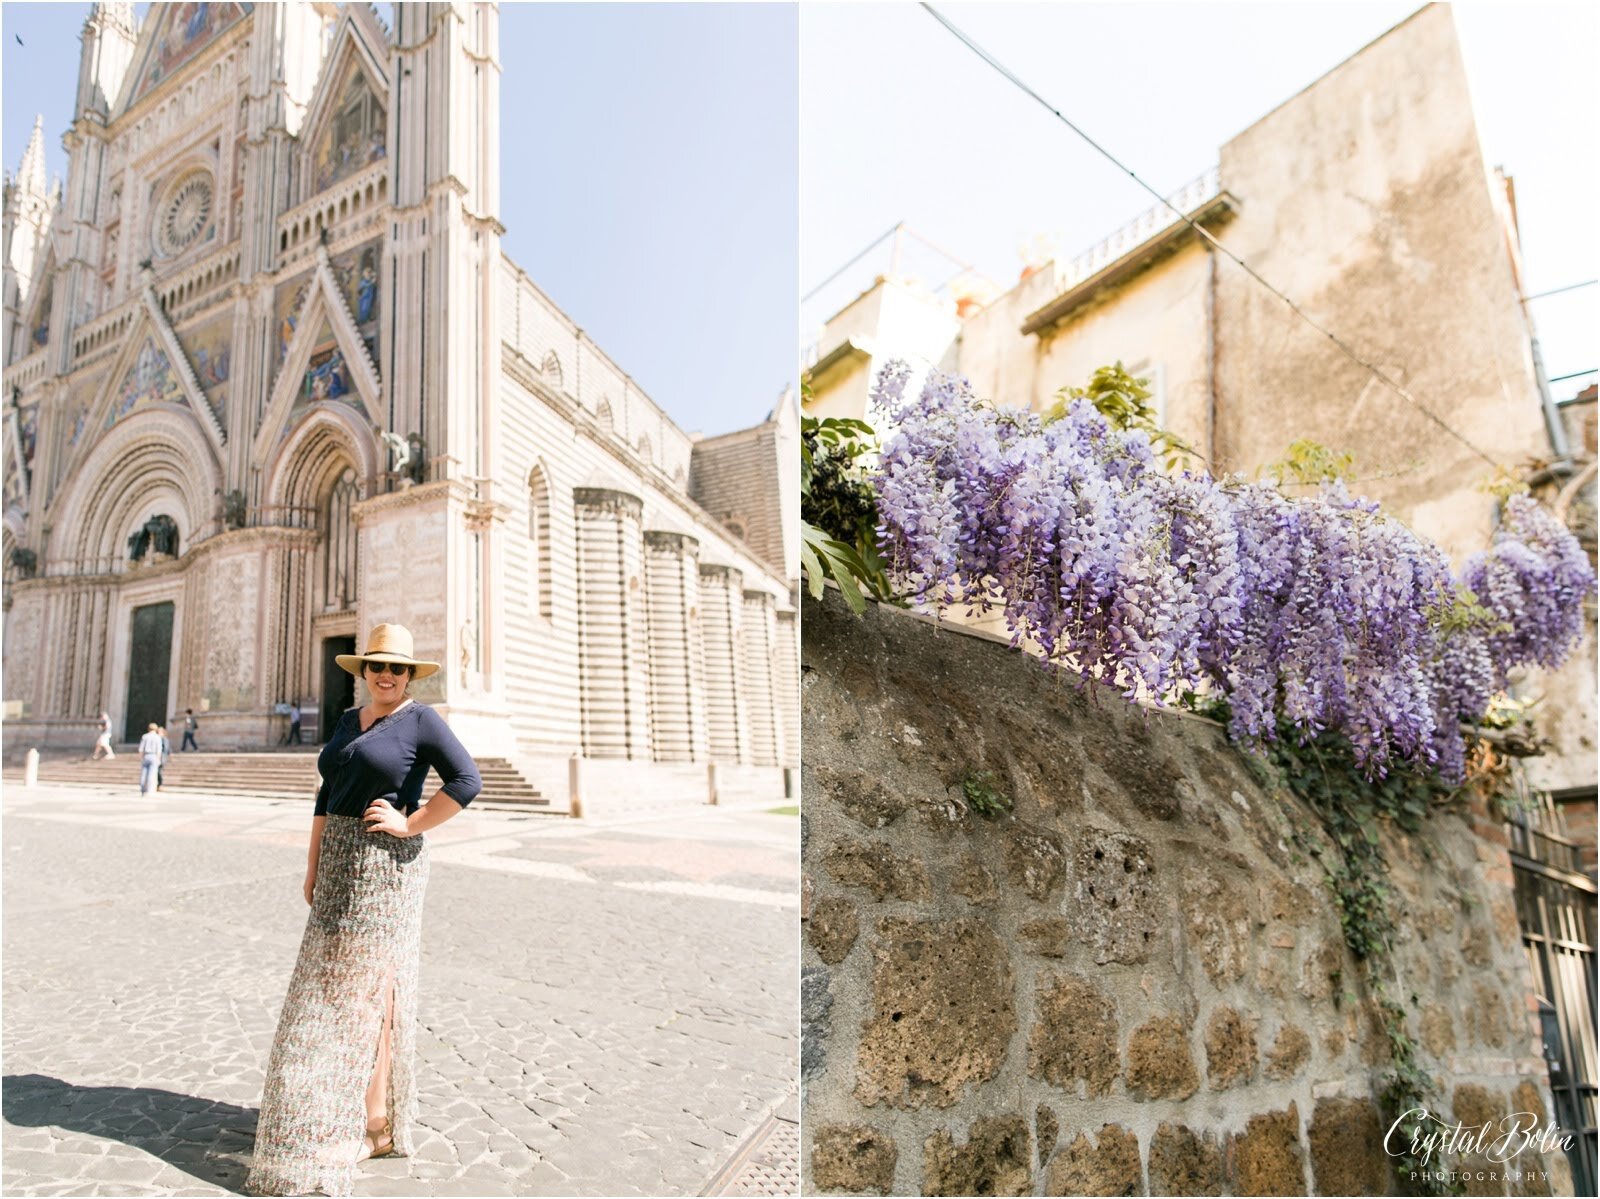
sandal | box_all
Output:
[357,1118,395,1162]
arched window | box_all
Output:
[596,399,614,437]
[319,467,360,611]
[528,466,553,619]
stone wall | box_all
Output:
[801,588,1572,1196]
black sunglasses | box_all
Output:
[363,661,412,676]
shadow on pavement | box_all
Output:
[3,1073,255,1193]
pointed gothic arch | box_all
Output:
[296,8,390,204]
[58,294,226,495]
[261,404,380,515]
[253,251,383,471]
[263,412,366,612]
[117,3,250,114]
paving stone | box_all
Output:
[3,786,798,1197]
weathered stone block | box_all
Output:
[801,966,833,1082]
[1028,973,1120,1097]
[1356,999,1392,1067]
[1264,1024,1312,1081]
[1470,982,1511,1049]
[923,1116,1032,1197]
[952,854,998,906]
[1510,1080,1547,1123]
[1420,1004,1456,1057]
[1085,732,1183,820]
[917,789,974,835]
[1297,938,1344,1001]
[1148,1123,1223,1196]
[1037,1105,1059,1166]
[811,1124,896,1194]
[1045,1124,1143,1196]
[815,764,912,829]
[823,839,931,901]
[1005,823,1066,900]
[1262,880,1318,926]
[1127,1016,1198,1101]
[1307,1097,1387,1196]
[1452,1087,1511,1198]
[1071,827,1161,964]
[855,918,1016,1109]
[1228,1104,1307,1196]
[1205,1007,1257,1090]
[1182,867,1252,983]
[1019,917,1070,957]
[1452,1083,1506,1130]
[1461,923,1492,968]
[808,897,860,965]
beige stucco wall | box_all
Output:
[1028,240,1215,455]
[1209,3,1546,562]
[806,279,961,426]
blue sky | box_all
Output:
[1,2,799,439]
[801,2,1596,402]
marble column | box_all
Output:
[644,530,708,763]
[740,589,779,768]
[697,563,748,765]
[574,486,649,759]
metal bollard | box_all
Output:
[24,747,39,787]
[568,753,584,820]
[707,760,719,806]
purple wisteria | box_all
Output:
[871,363,1596,781]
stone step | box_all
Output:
[8,754,550,806]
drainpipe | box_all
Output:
[1521,287,1570,460]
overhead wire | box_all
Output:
[920,2,1503,468]
[1523,280,1597,302]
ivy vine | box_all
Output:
[1192,697,1501,1197]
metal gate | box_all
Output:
[1508,788,1597,1196]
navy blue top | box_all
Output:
[314,702,483,818]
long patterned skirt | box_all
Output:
[245,817,429,1196]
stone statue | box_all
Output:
[150,515,178,557]
[406,432,426,484]
[378,431,410,480]
[221,489,247,530]
[128,515,179,562]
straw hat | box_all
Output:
[335,624,441,680]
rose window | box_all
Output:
[156,172,214,257]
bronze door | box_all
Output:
[320,636,356,742]
[123,602,175,743]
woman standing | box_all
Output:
[137,723,162,795]
[245,624,481,1197]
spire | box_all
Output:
[16,117,47,196]
[98,1,137,30]
[78,1,137,119]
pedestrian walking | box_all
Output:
[156,726,171,791]
[180,708,198,751]
[246,624,481,1197]
[91,712,115,760]
[137,724,162,795]
[286,700,303,745]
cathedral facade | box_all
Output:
[2,3,799,790]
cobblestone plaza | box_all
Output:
[2,785,798,1196]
